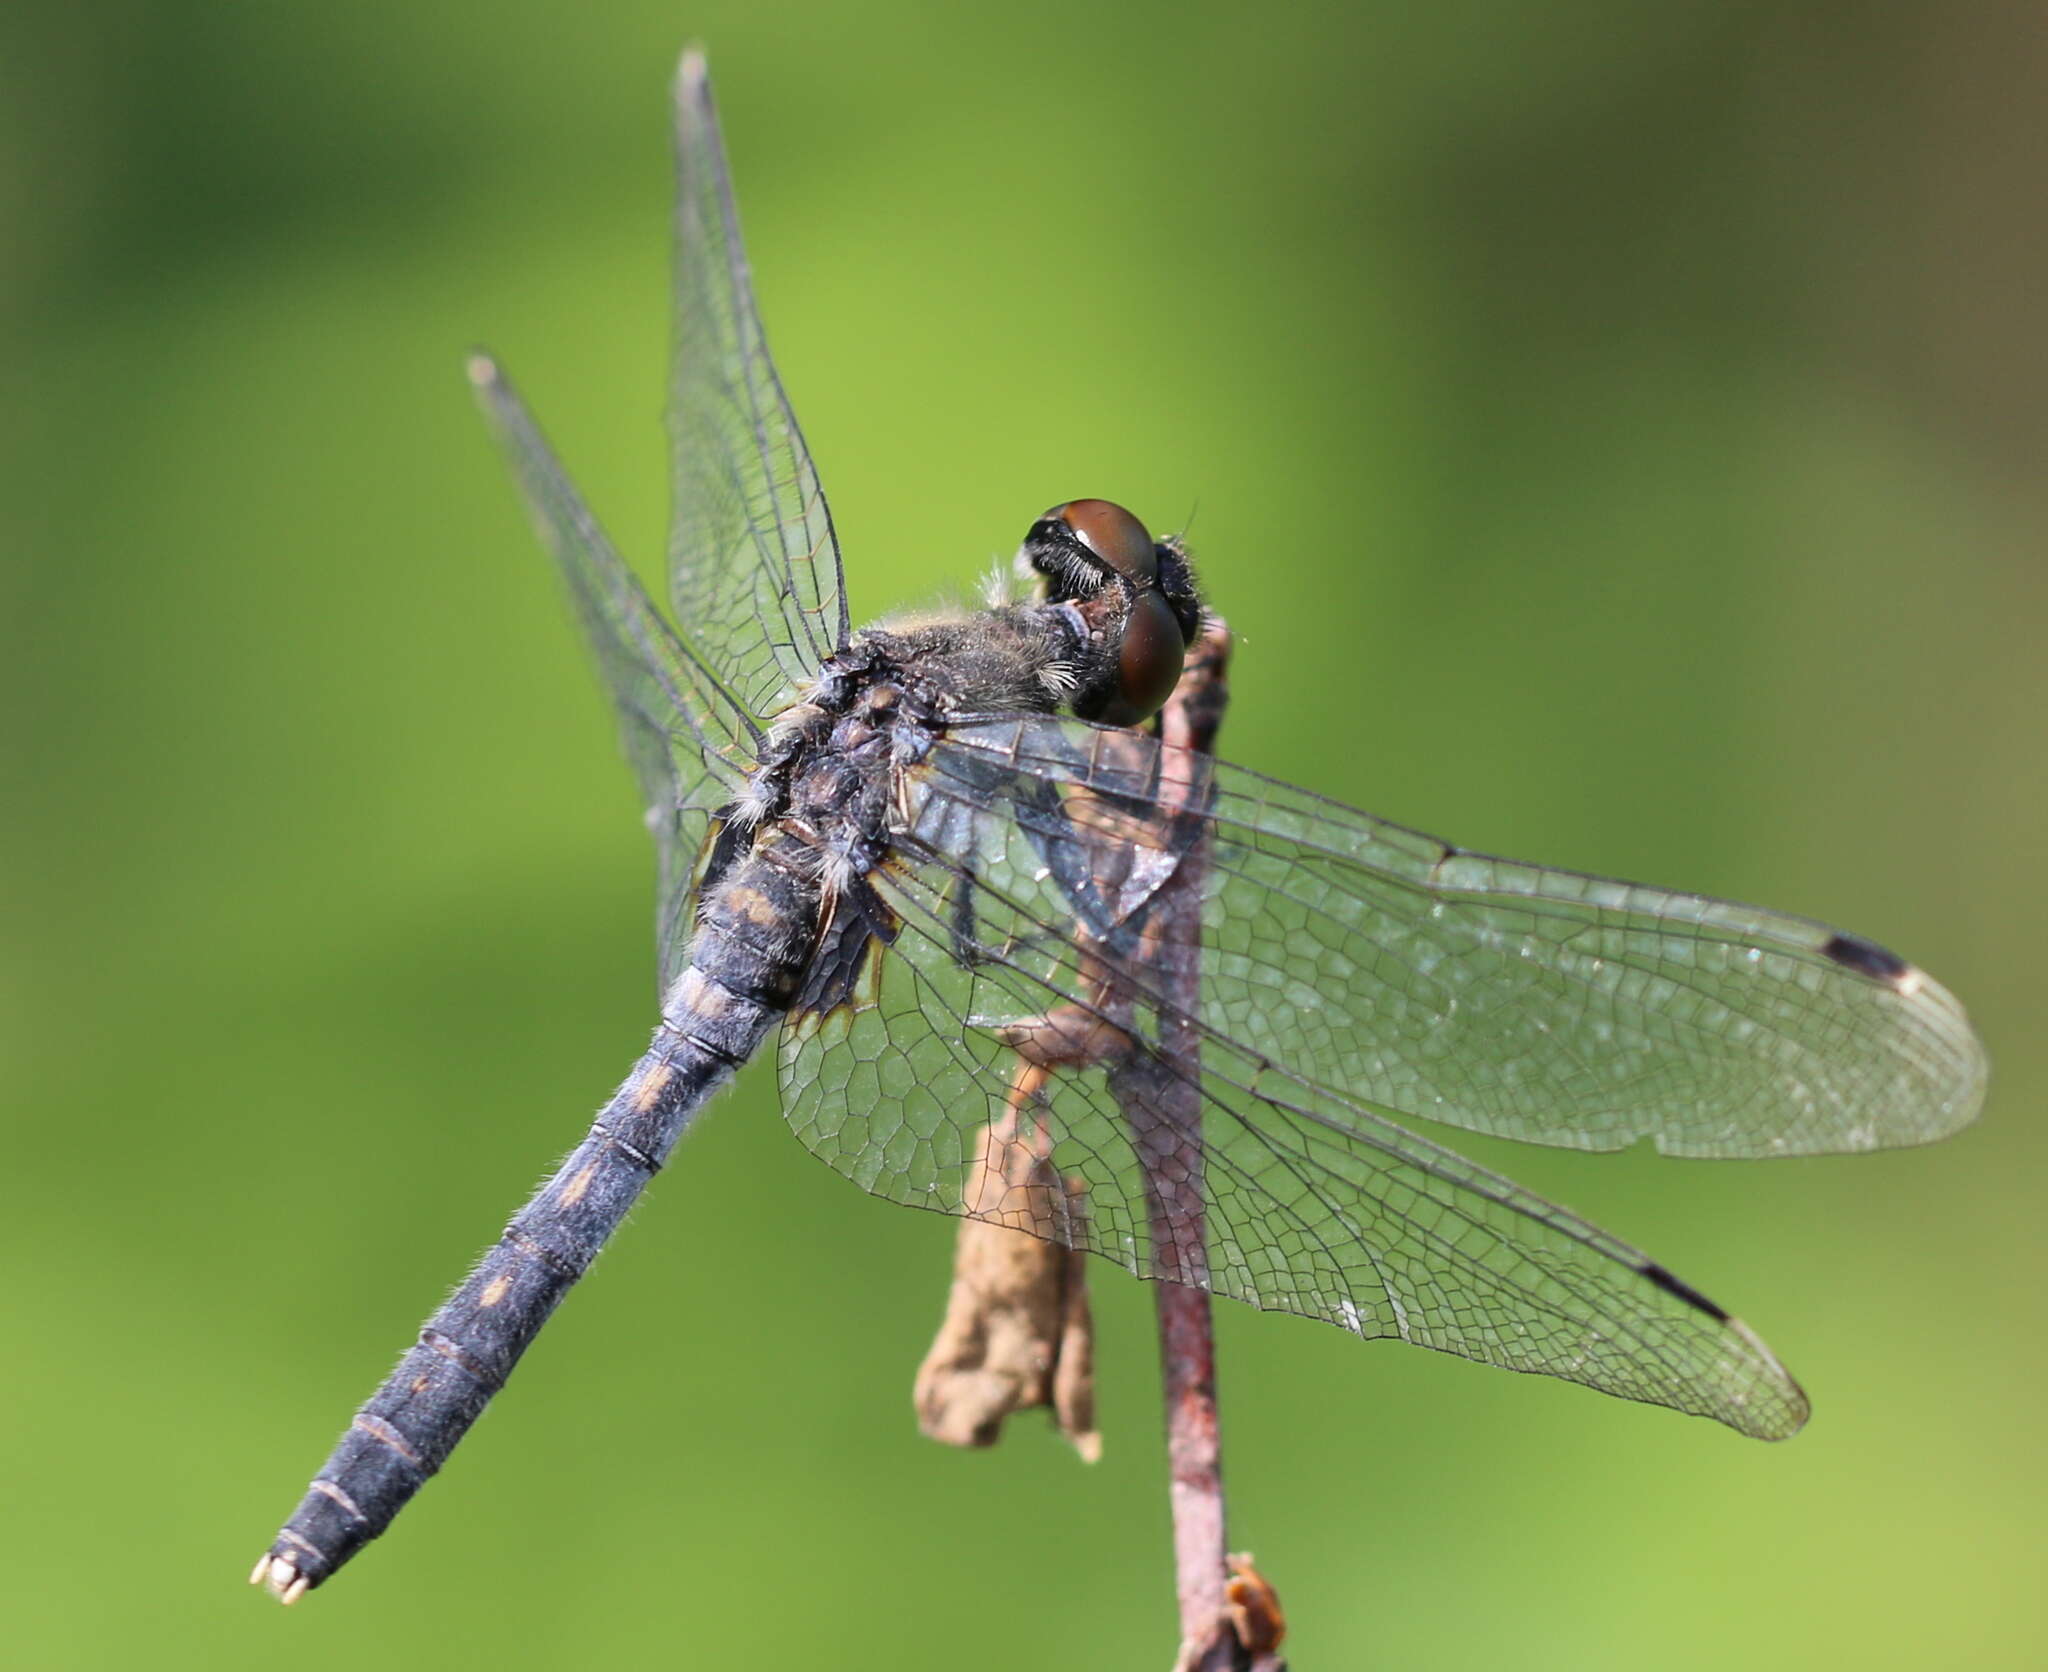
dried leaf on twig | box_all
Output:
[913,1121,1100,1460]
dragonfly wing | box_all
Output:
[470,356,754,990]
[777,812,1810,1438]
[666,51,850,722]
[925,716,1988,1158]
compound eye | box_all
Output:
[1095,588,1186,726]
[1058,499,1158,585]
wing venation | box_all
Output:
[924,716,1987,1158]
[665,52,850,722]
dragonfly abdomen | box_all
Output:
[253,853,818,1602]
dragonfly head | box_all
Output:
[1022,500,1205,727]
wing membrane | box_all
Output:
[470,356,752,989]
[779,826,1810,1438]
[666,51,849,721]
[925,716,1987,1157]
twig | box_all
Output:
[1109,622,1284,1672]
[912,617,1284,1668]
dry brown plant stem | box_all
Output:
[1112,623,1283,1672]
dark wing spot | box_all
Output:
[1640,1262,1731,1322]
[1820,931,1911,984]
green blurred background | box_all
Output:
[6,2,2043,1667]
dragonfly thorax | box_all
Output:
[730,503,1205,889]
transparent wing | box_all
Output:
[666,51,850,722]
[470,354,756,990]
[922,716,1987,1158]
[778,776,1811,1437]
[779,711,1986,1433]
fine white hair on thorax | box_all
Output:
[1038,660,1079,698]
[728,778,775,828]
[1006,549,1041,601]
[981,559,1029,610]
[821,843,858,898]
[873,597,978,634]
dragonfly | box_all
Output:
[252,50,1988,1605]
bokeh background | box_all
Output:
[6,3,2043,1667]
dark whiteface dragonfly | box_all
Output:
[253,50,1988,1605]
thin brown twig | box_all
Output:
[912,616,1283,1667]
[1108,621,1284,1672]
